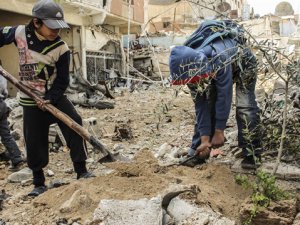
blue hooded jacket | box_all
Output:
[169,36,240,136]
[169,46,212,85]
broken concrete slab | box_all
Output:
[167,197,235,225]
[262,162,300,181]
[231,160,300,181]
[7,167,32,183]
[93,197,163,225]
[161,184,199,210]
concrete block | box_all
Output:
[167,197,235,225]
[262,162,300,181]
[7,167,32,183]
[93,197,163,225]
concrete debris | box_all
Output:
[67,71,115,109]
[4,98,19,109]
[72,222,81,225]
[154,143,186,166]
[167,197,235,225]
[91,184,228,225]
[262,162,300,181]
[93,197,163,225]
[83,117,97,127]
[86,158,95,163]
[113,143,125,152]
[7,167,32,183]
[161,184,199,210]
[67,92,114,110]
[21,179,32,187]
[47,169,54,177]
[8,106,23,119]
[49,179,70,189]
[156,143,173,158]
[231,160,300,181]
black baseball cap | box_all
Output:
[32,0,70,29]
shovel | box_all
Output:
[0,66,115,162]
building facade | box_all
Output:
[147,0,246,34]
[0,0,145,95]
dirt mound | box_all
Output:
[15,150,248,224]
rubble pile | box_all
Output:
[67,71,115,110]
[0,85,299,225]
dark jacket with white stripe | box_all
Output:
[0,25,70,106]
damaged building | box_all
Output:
[0,0,146,96]
[146,0,246,34]
[240,0,300,57]
[122,0,249,80]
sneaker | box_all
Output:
[241,155,261,170]
[179,155,206,167]
[28,185,48,197]
[9,159,25,172]
[77,172,96,180]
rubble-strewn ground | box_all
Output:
[0,86,299,225]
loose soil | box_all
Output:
[0,86,287,225]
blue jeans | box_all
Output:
[236,78,261,156]
[188,78,261,157]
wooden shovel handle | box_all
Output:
[0,66,111,158]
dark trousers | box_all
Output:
[0,101,22,165]
[23,96,88,186]
[188,82,217,154]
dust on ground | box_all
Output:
[0,86,257,224]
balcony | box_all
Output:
[64,0,106,10]
[61,0,109,25]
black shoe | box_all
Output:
[77,172,96,180]
[179,155,206,167]
[9,159,25,172]
[241,155,261,170]
[28,185,48,197]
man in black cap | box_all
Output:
[0,0,95,197]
